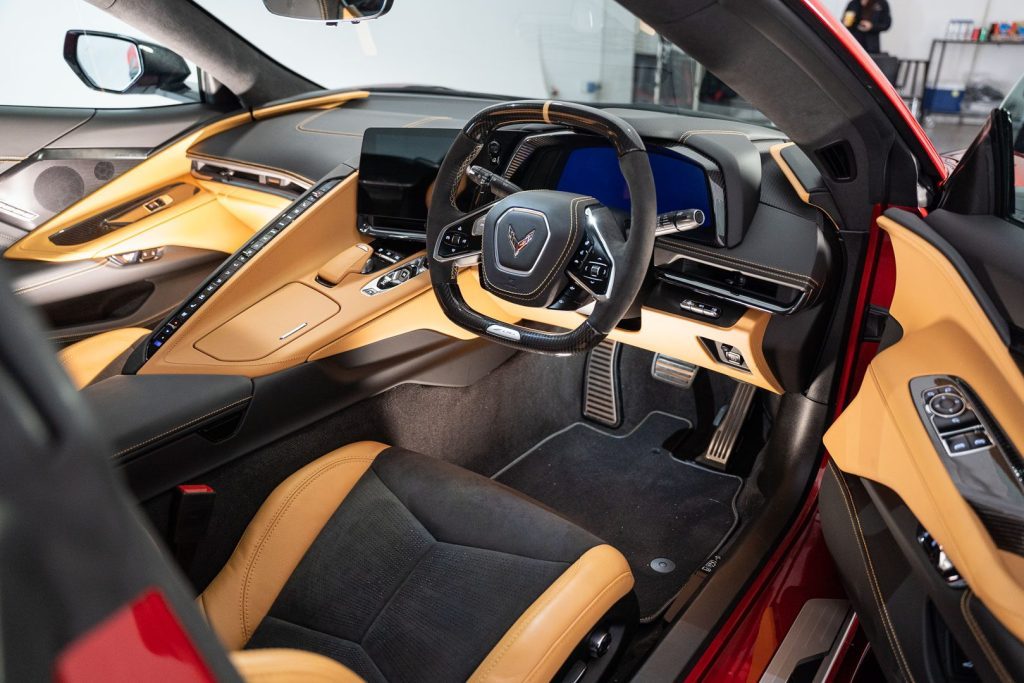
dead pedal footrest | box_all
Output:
[583,339,622,428]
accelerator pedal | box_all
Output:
[697,381,757,471]
[583,339,622,428]
[651,353,699,389]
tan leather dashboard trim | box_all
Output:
[460,271,782,392]
[824,215,1024,641]
[251,91,370,120]
[132,163,781,392]
[770,142,840,231]
[470,544,634,683]
[312,267,781,392]
[770,142,811,204]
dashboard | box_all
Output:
[109,91,838,395]
[354,127,725,247]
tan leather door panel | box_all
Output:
[824,213,1024,641]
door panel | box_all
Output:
[821,467,1021,682]
[0,104,215,237]
[0,104,290,340]
[0,107,93,171]
[824,209,1024,680]
[6,246,225,345]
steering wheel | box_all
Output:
[426,100,656,354]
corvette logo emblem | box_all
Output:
[508,225,536,257]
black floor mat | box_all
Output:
[495,412,741,619]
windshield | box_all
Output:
[196,0,771,126]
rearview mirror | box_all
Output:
[262,0,394,23]
[63,30,198,102]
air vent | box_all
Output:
[190,158,308,196]
[815,141,856,182]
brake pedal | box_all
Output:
[651,353,699,389]
[583,339,621,428]
[697,381,757,471]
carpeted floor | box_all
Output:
[495,412,742,620]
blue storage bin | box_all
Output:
[924,87,964,113]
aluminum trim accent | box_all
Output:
[486,324,522,341]
[278,322,308,340]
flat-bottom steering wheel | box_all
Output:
[426,100,657,355]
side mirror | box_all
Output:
[262,0,394,23]
[63,30,198,101]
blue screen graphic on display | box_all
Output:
[555,146,712,218]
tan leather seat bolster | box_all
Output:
[57,327,150,389]
[198,441,390,650]
[470,544,634,683]
[230,648,363,682]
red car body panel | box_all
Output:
[55,590,215,683]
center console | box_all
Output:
[144,177,344,358]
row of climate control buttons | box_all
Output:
[680,298,721,320]
[146,178,342,357]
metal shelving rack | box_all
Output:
[921,38,1024,121]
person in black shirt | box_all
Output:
[842,0,892,54]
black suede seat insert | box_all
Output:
[246,447,603,682]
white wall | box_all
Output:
[0,0,639,108]
[822,0,1024,91]
[0,0,195,108]
[197,0,637,103]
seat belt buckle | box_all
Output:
[172,484,216,567]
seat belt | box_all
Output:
[171,484,216,570]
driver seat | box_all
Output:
[198,441,635,682]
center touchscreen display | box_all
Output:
[357,127,459,236]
